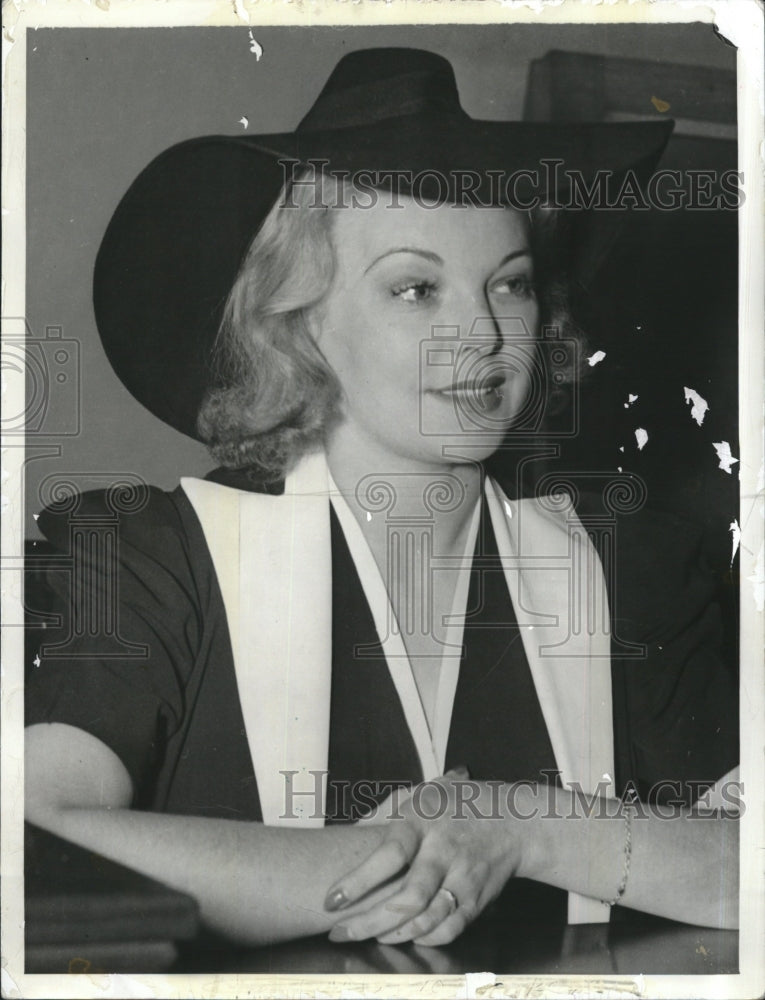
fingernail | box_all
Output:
[324,888,349,912]
[452,765,469,779]
[329,924,355,942]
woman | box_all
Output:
[25,47,739,948]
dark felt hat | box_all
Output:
[93,46,673,439]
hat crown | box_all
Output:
[297,47,466,132]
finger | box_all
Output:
[414,880,495,946]
[330,852,444,941]
[411,907,471,947]
[443,765,470,780]
[378,859,477,945]
[324,824,419,911]
[410,866,485,947]
[413,889,486,947]
[376,885,456,944]
[382,853,487,945]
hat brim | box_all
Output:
[258,116,673,187]
[94,116,673,439]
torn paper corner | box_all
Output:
[713,0,762,52]
[635,428,648,451]
[713,440,739,474]
[684,386,709,426]
[587,350,606,367]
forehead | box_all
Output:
[329,196,529,264]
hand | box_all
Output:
[356,784,413,826]
[324,769,529,946]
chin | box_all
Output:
[412,432,507,469]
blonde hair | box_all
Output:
[196,175,342,480]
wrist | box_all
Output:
[506,781,551,881]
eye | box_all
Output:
[489,273,536,300]
[391,280,438,305]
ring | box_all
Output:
[438,887,459,913]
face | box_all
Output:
[313,196,540,471]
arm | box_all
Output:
[25,721,393,946]
[322,777,738,946]
[325,510,741,944]
[521,784,739,929]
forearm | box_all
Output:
[517,786,739,928]
[25,722,388,945]
[27,803,388,945]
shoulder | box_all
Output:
[37,484,191,555]
[575,494,717,639]
[33,482,229,630]
[36,467,283,553]
[575,491,706,561]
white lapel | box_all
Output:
[485,478,615,924]
[181,451,332,828]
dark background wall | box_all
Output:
[24,22,737,539]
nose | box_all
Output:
[455,286,503,357]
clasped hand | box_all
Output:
[323,768,529,946]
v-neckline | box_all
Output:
[327,473,481,778]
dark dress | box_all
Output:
[25,471,738,922]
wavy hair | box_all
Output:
[197,181,585,481]
[196,174,342,481]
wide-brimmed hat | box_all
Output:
[93,46,673,440]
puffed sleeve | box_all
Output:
[602,504,739,805]
[25,487,203,803]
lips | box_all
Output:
[429,374,505,398]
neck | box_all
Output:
[325,430,484,555]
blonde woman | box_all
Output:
[26,47,739,947]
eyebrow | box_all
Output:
[364,247,443,274]
[363,246,532,275]
[495,249,533,269]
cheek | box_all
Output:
[324,314,417,393]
